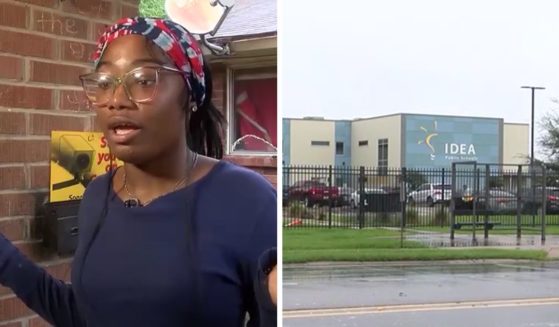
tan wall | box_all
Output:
[503,123,530,165]
[351,115,402,168]
[290,119,335,165]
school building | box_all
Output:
[283,113,530,169]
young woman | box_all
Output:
[0,17,277,326]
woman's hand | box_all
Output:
[267,265,277,306]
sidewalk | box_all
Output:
[404,230,559,258]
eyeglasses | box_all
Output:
[79,66,184,106]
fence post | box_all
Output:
[542,166,547,244]
[328,165,333,229]
[483,165,490,241]
[358,166,365,229]
[516,165,522,239]
[472,164,479,245]
[531,165,536,227]
[441,168,445,228]
[450,163,456,242]
[401,167,407,248]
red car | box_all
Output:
[287,180,341,207]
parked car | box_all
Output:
[407,183,452,207]
[350,188,387,209]
[481,190,517,212]
[519,187,559,214]
[287,180,341,207]
[338,186,355,207]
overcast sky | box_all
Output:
[281,0,559,158]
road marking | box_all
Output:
[283,297,559,319]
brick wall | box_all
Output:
[0,1,140,325]
[0,1,276,325]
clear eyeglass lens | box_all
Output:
[82,67,160,104]
[126,68,158,102]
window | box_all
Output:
[378,138,388,175]
[336,142,344,155]
[311,141,330,146]
[230,67,277,154]
[358,140,368,146]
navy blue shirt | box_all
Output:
[0,161,277,326]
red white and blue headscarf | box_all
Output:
[92,17,206,108]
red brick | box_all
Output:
[0,56,23,81]
[122,0,140,4]
[0,85,53,110]
[44,261,72,281]
[28,317,51,327]
[28,216,43,240]
[0,166,26,189]
[30,165,49,189]
[0,112,26,135]
[213,71,225,86]
[30,61,87,87]
[0,30,56,59]
[30,113,87,135]
[0,3,28,29]
[224,155,277,168]
[61,0,112,21]
[14,240,51,262]
[91,22,108,42]
[15,0,58,8]
[120,3,138,18]
[0,321,23,327]
[60,40,97,64]
[0,192,37,217]
[0,296,33,321]
[0,286,12,297]
[91,116,102,131]
[32,9,88,39]
[59,90,92,112]
[0,140,50,164]
[0,218,26,241]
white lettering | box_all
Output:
[444,143,477,155]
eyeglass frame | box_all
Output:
[78,65,186,106]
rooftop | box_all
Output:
[211,0,276,40]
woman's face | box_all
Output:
[92,35,189,165]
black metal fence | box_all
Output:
[282,164,559,232]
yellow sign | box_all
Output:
[50,131,122,203]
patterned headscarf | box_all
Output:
[92,17,206,108]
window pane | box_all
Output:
[233,70,277,152]
[311,141,330,146]
[336,142,344,155]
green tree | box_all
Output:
[539,98,559,162]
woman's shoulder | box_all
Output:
[81,171,114,202]
[203,160,275,194]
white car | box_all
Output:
[350,188,387,208]
[408,183,452,207]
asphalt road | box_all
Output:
[283,261,559,326]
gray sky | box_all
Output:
[281,0,559,158]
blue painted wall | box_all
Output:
[335,121,351,167]
[403,114,501,168]
[282,118,291,166]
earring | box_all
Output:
[191,104,198,112]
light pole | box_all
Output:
[521,86,545,167]
[521,85,545,229]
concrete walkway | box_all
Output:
[402,229,559,258]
